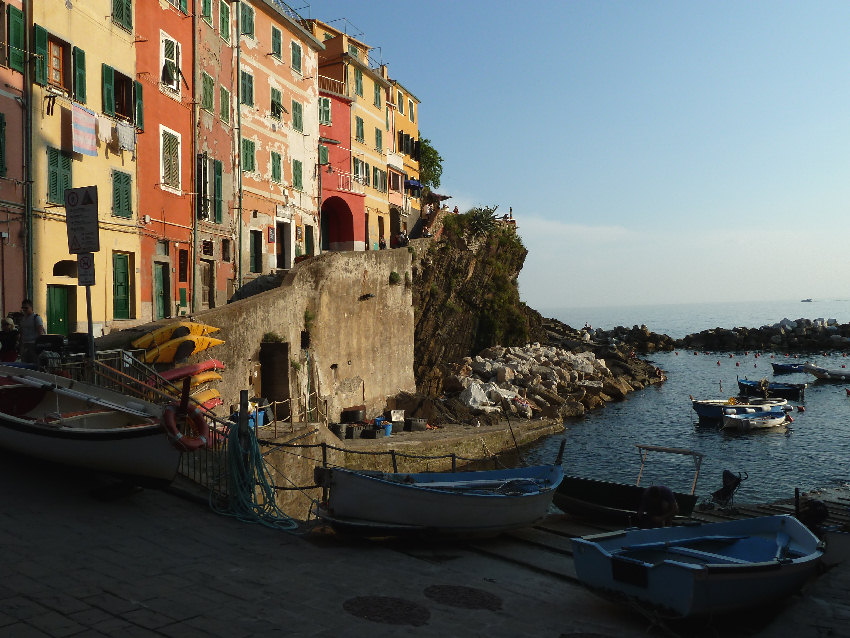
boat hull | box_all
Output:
[573,515,823,617]
[738,379,806,401]
[0,366,181,485]
[721,410,789,431]
[803,363,850,381]
[553,476,698,524]
[316,465,563,535]
[691,398,787,420]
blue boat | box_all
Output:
[738,378,806,401]
[771,362,806,374]
[690,396,787,420]
[572,514,823,617]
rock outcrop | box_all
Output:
[675,317,850,352]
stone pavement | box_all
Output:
[1,448,847,637]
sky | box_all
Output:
[300,1,850,310]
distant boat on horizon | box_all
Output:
[801,298,813,302]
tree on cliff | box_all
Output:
[418,138,443,189]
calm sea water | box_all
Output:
[524,300,850,504]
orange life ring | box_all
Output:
[163,404,210,452]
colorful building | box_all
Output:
[387,78,422,242]
[0,0,27,317]
[29,0,143,335]
[237,2,323,282]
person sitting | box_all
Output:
[636,485,679,528]
[0,317,19,362]
[378,236,386,250]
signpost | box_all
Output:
[65,186,99,361]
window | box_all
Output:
[372,167,387,193]
[390,171,401,193]
[242,138,255,172]
[47,147,71,205]
[112,0,132,31]
[291,100,302,132]
[0,113,5,177]
[318,144,329,166]
[112,252,132,320]
[240,69,253,106]
[355,116,364,143]
[354,68,363,96]
[7,5,23,72]
[196,155,222,222]
[270,87,282,120]
[397,90,404,115]
[112,170,132,217]
[375,128,382,152]
[374,83,381,108]
[48,39,64,88]
[161,32,180,93]
[103,65,137,121]
[271,26,282,58]
[219,86,230,122]
[318,97,331,125]
[160,127,180,190]
[0,5,6,67]
[240,3,254,37]
[178,249,188,282]
[201,0,212,24]
[249,230,262,273]
[201,72,214,112]
[271,151,281,183]
[292,159,303,190]
[291,41,302,74]
[222,239,231,262]
[166,0,188,12]
[353,158,369,186]
[348,43,358,58]
[409,99,415,122]
[219,1,230,43]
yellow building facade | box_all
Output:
[30,1,142,336]
[387,77,422,238]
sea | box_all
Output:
[522,298,850,504]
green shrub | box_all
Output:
[262,332,284,343]
[389,271,401,285]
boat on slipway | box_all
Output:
[690,396,787,420]
[313,443,565,536]
[738,378,806,401]
[572,514,823,617]
[0,365,191,485]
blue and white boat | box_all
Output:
[721,408,791,431]
[572,514,823,617]
[738,378,806,401]
[690,396,787,420]
[771,362,806,374]
[313,443,565,536]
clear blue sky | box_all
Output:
[303,1,850,309]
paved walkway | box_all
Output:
[2,448,846,637]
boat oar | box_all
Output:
[619,534,747,552]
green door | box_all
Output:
[46,285,69,335]
[113,253,130,319]
[154,262,169,319]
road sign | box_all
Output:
[64,186,100,254]
[77,252,95,287]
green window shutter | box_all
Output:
[102,64,115,116]
[240,5,253,36]
[112,170,122,215]
[319,98,331,125]
[48,148,59,203]
[240,71,253,106]
[354,69,363,96]
[271,152,281,182]
[73,47,86,103]
[179,0,188,14]
[375,128,382,152]
[219,87,230,122]
[113,171,131,217]
[291,42,301,73]
[364,162,370,187]
[202,0,212,20]
[8,6,24,72]
[213,160,222,223]
[113,0,132,30]
[134,81,144,131]
[0,113,6,177]
[386,106,389,131]
[319,145,329,166]
[271,88,281,119]
[292,101,302,131]
[293,160,302,190]
[242,138,254,172]
[355,117,363,142]
[124,0,133,28]
[374,83,381,108]
[33,24,48,85]
[202,74,214,111]
[60,153,72,202]
[272,28,281,58]
[220,2,230,39]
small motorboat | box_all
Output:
[0,365,192,485]
[771,362,806,374]
[572,514,823,617]
[802,362,850,382]
[721,408,792,431]
[552,444,703,524]
[690,396,787,420]
[312,442,565,536]
[738,378,806,401]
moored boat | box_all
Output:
[738,378,806,400]
[313,444,565,536]
[771,362,806,374]
[690,396,787,420]
[0,364,192,485]
[721,408,791,431]
[802,362,850,382]
[572,514,823,617]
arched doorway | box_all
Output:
[321,196,358,251]
[389,207,402,246]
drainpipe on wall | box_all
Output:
[235,1,243,287]
[24,0,33,299]
[190,4,198,313]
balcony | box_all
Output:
[387,150,403,171]
[318,75,347,98]
[324,170,365,195]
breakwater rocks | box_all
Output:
[675,317,850,352]
[438,342,663,422]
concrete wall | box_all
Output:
[186,246,416,420]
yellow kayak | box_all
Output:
[165,371,223,395]
[143,335,225,364]
[192,388,222,408]
[131,321,220,350]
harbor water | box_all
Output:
[524,299,850,504]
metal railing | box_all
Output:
[318,75,347,97]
